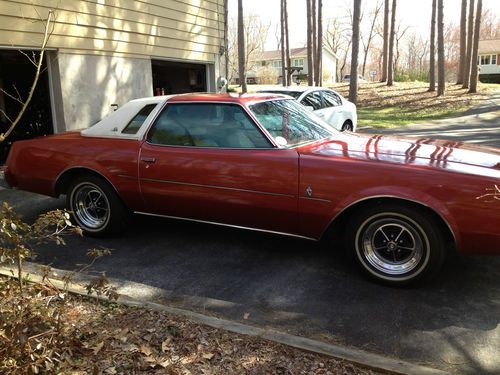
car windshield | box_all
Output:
[257,90,302,99]
[249,99,337,148]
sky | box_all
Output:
[228,0,500,50]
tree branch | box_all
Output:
[0,10,54,143]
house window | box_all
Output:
[480,55,491,65]
[293,58,304,67]
[272,60,282,68]
[492,54,497,65]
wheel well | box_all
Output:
[55,168,112,197]
[322,197,456,253]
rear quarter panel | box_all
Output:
[5,133,143,210]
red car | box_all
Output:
[4,93,500,285]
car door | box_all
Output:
[315,90,345,130]
[138,102,299,234]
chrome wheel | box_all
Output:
[71,183,110,230]
[356,215,428,277]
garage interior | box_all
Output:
[151,59,207,95]
[0,49,53,164]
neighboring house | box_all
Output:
[478,39,500,83]
[246,47,337,85]
[0,0,226,161]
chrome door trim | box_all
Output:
[134,211,317,241]
[139,177,295,198]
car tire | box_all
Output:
[341,120,353,132]
[66,174,128,236]
[346,203,446,285]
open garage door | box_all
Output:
[0,49,53,164]
[151,60,207,95]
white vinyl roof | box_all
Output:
[81,96,170,139]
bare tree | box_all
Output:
[387,0,397,86]
[284,0,291,85]
[340,38,352,82]
[0,11,54,143]
[312,0,318,86]
[315,0,323,86]
[349,0,361,104]
[324,17,351,81]
[480,9,500,39]
[361,1,383,77]
[394,22,410,76]
[380,0,390,82]
[457,0,467,84]
[237,0,247,93]
[227,15,269,84]
[280,0,286,86]
[469,0,482,93]
[307,0,314,85]
[224,0,229,89]
[429,0,436,91]
[437,0,445,96]
[463,0,475,88]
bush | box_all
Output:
[0,203,116,373]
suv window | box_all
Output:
[322,91,342,107]
[300,91,322,110]
[122,104,158,134]
[147,103,272,148]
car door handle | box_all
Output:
[141,157,156,164]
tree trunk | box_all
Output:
[312,0,317,85]
[224,0,229,89]
[349,0,361,104]
[429,0,436,91]
[381,0,389,82]
[316,0,323,86]
[387,0,397,86]
[306,0,314,85]
[457,0,467,84]
[284,0,292,85]
[463,0,475,88]
[237,0,247,93]
[437,0,445,96]
[280,0,286,86]
[469,0,482,93]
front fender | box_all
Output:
[330,186,461,249]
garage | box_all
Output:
[152,59,207,95]
[0,49,53,164]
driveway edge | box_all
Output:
[0,262,449,375]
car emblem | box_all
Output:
[306,186,313,197]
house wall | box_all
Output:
[249,49,337,85]
[322,51,337,84]
[0,0,225,130]
[478,53,500,75]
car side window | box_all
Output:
[147,103,273,148]
[122,104,158,134]
[322,91,342,107]
[300,91,322,110]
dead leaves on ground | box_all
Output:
[64,301,380,375]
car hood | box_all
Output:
[298,132,500,178]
